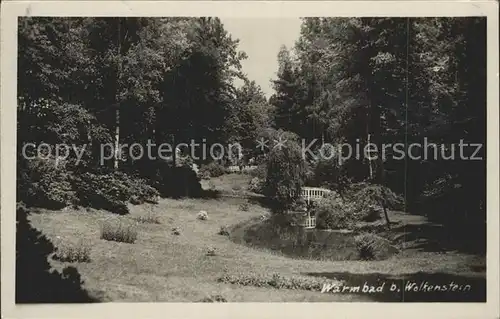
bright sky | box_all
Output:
[220,18,302,98]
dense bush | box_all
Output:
[17,155,159,215]
[199,162,226,178]
[149,162,202,198]
[248,163,267,179]
[114,172,159,204]
[313,195,357,230]
[263,130,307,214]
[248,177,265,194]
[354,232,399,260]
[344,183,404,223]
[73,172,131,215]
[17,157,77,209]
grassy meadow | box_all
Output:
[26,174,486,302]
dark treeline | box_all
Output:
[269,17,486,248]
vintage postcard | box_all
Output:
[1,1,499,319]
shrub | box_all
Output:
[206,247,217,256]
[200,294,227,302]
[17,156,76,209]
[249,164,267,179]
[53,240,91,263]
[134,212,160,224]
[313,195,357,230]
[199,162,226,178]
[114,172,159,204]
[218,226,230,236]
[345,183,404,223]
[217,272,342,291]
[197,211,208,220]
[248,177,265,194]
[172,227,181,235]
[141,160,202,198]
[239,202,250,211]
[100,221,138,244]
[73,172,131,215]
[354,232,399,260]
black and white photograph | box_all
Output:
[1,1,499,318]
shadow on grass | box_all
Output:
[385,222,486,255]
[16,204,101,303]
[303,271,486,302]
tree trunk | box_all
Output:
[114,19,123,170]
[367,133,374,180]
[172,134,177,167]
[113,108,120,169]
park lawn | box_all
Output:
[28,190,485,302]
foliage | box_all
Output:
[248,177,265,194]
[134,212,161,224]
[100,221,138,244]
[239,202,250,211]
[197,211,208,220]
[354,232,399,260]
[144,161,202,198]
[17,156,77,209]
[113,172,159,204]
[218,225,230,236]
[73,172,131,215]
[218,272,340,291]
[53,240,92,263]
[200,294,227,302]
[199,162,226,178]
[345,182,403,221]
[248,163,267,179]
[270,17,486,248]
[313,195,357,230]
[263,130,307,214]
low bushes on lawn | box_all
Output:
[199,294,227,302]
[218,272,342,291]
[218,225,230,236]
[134,212,161,224]
[53,240,92,263]
[247,177,265,194]
[239,202,250,211]
[100,221,138,244]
